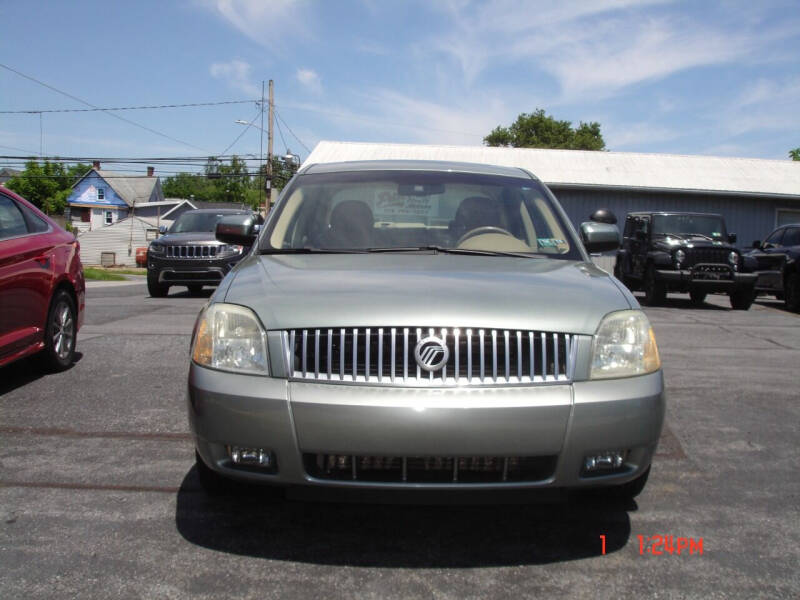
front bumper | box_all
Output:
[147,253,241,286]
[188,364,665,491]
[656,267,757,292]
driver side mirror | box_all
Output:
[752,240,761,249]
[728,232,737,244]
[216,214,259,246]
[580,221,620,253]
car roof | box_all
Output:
[299,159,537,180]
[184,208,250,214]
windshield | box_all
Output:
[262,170,579,259]
[652,214,727,240]
[170,211,232,233]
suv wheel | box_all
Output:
[147,271,169,297]
[40,289,77,372]
[689,289,707,305]
[785,273,800,312]
[642,265,666,306]
[729,288,754,310]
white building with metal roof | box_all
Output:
[304,141,800,249]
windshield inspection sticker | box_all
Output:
[537,238,566,247]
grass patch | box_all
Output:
[83,267,128,281]
[106,268,146,275]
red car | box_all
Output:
[0,187,85,371]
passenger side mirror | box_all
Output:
[752,240,760,249]
[216,214,259,246]
[158,225,168,235]
[580,221,620,253]
[728,233,737,244]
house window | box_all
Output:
[105,210,113,225]
[97,187,105,200]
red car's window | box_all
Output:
[0,195,29,240]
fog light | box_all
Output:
[584,451,626,472]
[228,446,273,468]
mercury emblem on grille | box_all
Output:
[414,336,449,372]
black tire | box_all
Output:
[40,289,77,372]
[187,284,204,295]
[195,451,231,495]
[147,270,169,297]
[785,273,800,312]
[642,265,666,306]
[729,287,754,310]
[689,289,707,305]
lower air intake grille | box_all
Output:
[303,454,557,483]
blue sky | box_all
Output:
[1,0,799,174]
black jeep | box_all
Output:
[746,223,800,312]
[146,208,260,297]
[614,212,758,309]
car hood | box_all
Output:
[653,234,734,249]
[222,254,633,335]
[155,232,220,244]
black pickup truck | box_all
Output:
[746,223,800,312]
[614,211,758,309]
[146,208,260,297]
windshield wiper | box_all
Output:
[260,247,368,254]
[364,245,543,258]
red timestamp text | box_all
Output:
[638,535,703,555]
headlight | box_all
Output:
[674,249,686,266]
[728,251,738,270]
[590,310,661,379]
[148,243,165,254]
[191,303,268,375]
[218,244,244,257]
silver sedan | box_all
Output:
[187,160,665,500]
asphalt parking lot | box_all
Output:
[1,279,799,599]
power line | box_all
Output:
[274,109,311,154]
[274,114,290,155]
[0,62,208,152]
[218,107,263,157]
[0,99,258,114]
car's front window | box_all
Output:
[263,170,579,258]
[170,212,229,233]
[652,214,727,240]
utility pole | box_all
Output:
[259,81,265,213]
[266,79,274,213]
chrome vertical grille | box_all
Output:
[283,327,577,386]
[165,245,218,258]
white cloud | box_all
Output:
[209,59,261,97]
[203,0,309,49]
[604,121,681,149]
[296,68,322,93]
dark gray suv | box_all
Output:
[146,208,257,297]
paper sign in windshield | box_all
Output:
[538,238,566,248]
[374,191,439,219]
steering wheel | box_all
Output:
[456,226,516,247]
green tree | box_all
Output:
[790,148,800,161]
[484,109,606,150]
[5,160,89,214]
